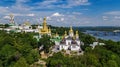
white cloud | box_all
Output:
[56,18,65,22]
[105,11,120,15]
[52,12,64,17]
[35,0,90,8]
[11,13,35,17]
[102,16,108,20]
[46,16,52,20]
[3,16,10,19]
[60,18,64,21]
[72,12,82,15]
[27,14,35,17]
[114,16,120,19]
[35,0,60,9]
[37,0,57,6]
[9,0,31,12]
[11,4,31,12]
[66,0,90,8]
[0,7,10,14]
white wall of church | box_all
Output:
[59,45,69,50]
[66,40,71,45]
[70,46,80,51]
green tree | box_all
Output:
[107,60,118,67]
[39,35,54,53]
[0,45,16,66]
[4,24,9,28]
[26,49,39,64]
[14,57,29,67]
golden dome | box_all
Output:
[69,26,73,33]
[64,31,67,36]
[23,21,31,26]
[76,31,78,36]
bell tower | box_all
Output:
[43,17,47,30]
[39,17,51,35]
[9,14,15,26]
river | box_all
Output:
[85,30,120,41]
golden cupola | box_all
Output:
[69,26,73,33]
[64,31,67,36]
[48,27,51,33]
[23,21,31,26]
[55,32,59,37]
[69,26,74,37]
[75,31,79,39]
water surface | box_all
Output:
[85,30,120,41]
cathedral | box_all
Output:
[53,27,84,51]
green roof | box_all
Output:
[51,39,61,42]
[33,35,40,41]
[9,23,15,26]
[50,37,62,42]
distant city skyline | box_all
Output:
[0,0,120,26]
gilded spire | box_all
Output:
[75,30,79,39]
[69,26,73,33]
[43,17,47,30]
[64,31,67,36]
[43,17,46,23]
[62,36,64,39]
[48,27,51,33]
[69,26,74,37]
[55,32,58,36]
[76,31,78,36]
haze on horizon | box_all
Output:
[0,0,120,27]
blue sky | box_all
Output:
[0,0,120,26]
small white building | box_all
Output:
[4,28,11,32]
[90,42,105,49]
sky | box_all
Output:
[0,0,120,26]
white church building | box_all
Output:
[53,27,84,52]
